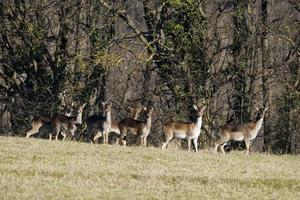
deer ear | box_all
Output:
[101,101,106,107]
[202,106,207,111]
[128,106,133,112]
[193,105,198,110]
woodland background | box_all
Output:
[0,0,299,154]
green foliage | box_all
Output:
[158,0,208,109]
[93,51,121,70]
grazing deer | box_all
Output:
[214,107,268,155]
[118,107,154,147]
[26,103,86,140]
[86,102,112,144]
[162,105,206,152]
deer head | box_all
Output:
[193,105,206,117]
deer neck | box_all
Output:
[146,115,152,130]
[132,112,139,120]
[195,116,203,130]
[106,111,112,124]
[253,116,264,134]
[75,110,83,124]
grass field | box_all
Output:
[0,136,299,200]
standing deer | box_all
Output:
[86,102,112,144]
[25,117,51,139]
[162,105,206,152]
[110,103,146,135]
[26,103,86,141]
[50,103,86,141]
[118,107,154,147]
[214,107,268,155]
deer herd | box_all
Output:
[25,101,268,155]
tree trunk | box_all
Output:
[260,0,269,153]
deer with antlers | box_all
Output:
[118,107,154,147]
[162,105,206,152]
[26,103,86,141]
[214,107,268,155]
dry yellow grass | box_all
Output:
[0,136,299,200]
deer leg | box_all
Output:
[69,125,76,140]
[26,123,42,138]
[61,131,67,141]
[193,138,198,153]
[215,139,227,153]
[139,136,145,146]
[49,133,52,141]
[25,129,33,138]
[101,132,105,144]
[220,143,227,154]
[52,125,60,141]
[102,132,108,144]
[118,138,126,146]
[86,125,93,143]
[162,136,173,149]
[69,131,75,141]
[143,137,147,147]
[104,131,109,144]
[140,136,146,147]
[93,131,102,143]
[26,128,38,138]
[187,138,191,151]
[118,129,127,146]
[55,130,60,141]
[214,142,219,153]
[245,139,251,155]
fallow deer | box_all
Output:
[214,107,268,155]
[50,103,86,141]
[26,103,86,140]
[110,103,146,135]
[109,122,121,135]
[118,107,154,147]
[86,102,112,144]
[162,105,206,152]
[25,117,51,138]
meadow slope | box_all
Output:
[0,136,299,200]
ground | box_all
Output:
[0,136,299,200]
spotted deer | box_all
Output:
[118,107,154,147]
[26,103,86,141]
[162,105,206,152]
[214,107,268,155]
